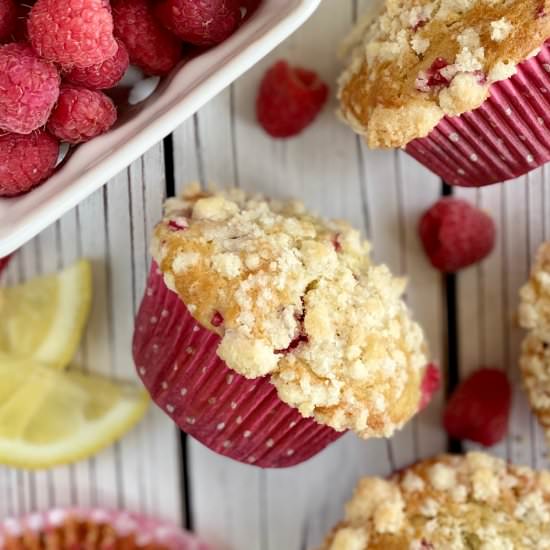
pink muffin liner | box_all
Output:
[132,264,344,469]
[406,41,550,187]
[0,508,206,549]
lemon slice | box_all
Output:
[0,355,149,469]
[0,260,92,370]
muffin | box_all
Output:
[319,452,550,549]
[339,0,550,187]
[133,184,435,468]
[519,241,550,441]
[0,508,206,549]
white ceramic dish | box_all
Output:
[0,0,321,257]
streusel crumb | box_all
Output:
[151,185,428,438]
[520,242,550,341]
[519,242,550,443]
[339,0,550,148]
[319,452,550,549]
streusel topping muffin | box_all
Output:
[151,185,428,438]
[339,0,550,148]
[519,242,550,341]
[319,452,550,550]
[519,242,550,442]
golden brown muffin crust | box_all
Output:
[339,0,550,148]
[319,452,550,549]
[519,242,550,444]
[151,185,428,439]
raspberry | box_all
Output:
[0,0,16,42]
[419,197,496,273]
[47,85,117,144]
[419,363,441,410]
[443,368,511,447]
[28,0,117,68]
[154,0,241,46]
[256,60,329,138]
[113,0,181,76]
[0,131,59,197]
[0,43,60,134]
[65,38,129,89]
[0,254,11,275]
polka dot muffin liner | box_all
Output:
[406,41,550,187]
[132,263,344,469]
[0,507,207,549]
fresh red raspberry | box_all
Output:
[0,254,11,275]
[154,0,241,46]
[0,43,60,134]
[419,197,496,273]
[113,0,181,76]
[0,0,16,42]
[65,38,129,89]
[256,60,329,138]
[443,368,511,447]
[419,363,441,411]
[47,85,117,144]
[28,0,117,68]
[0,131,59,197]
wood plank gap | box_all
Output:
[193,114,206,187]
[102,185,126,508]
[385,440,396,471]
[299,518,310,550]
[442,182,463,454]
[259,471,269,550]
[163,128,193,530]
[179,433,194,530]
[229,85,241,187]
[163,134,176,198]
[500,183,513,463]
[526,175,538,467]
[355,137,371,238]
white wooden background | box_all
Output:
[0,1,547,548]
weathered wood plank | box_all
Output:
[0,144,183,524]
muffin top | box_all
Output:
[339,0,550,148]
[519,242,550,442]
[319,452,550,550]
[520,242,550,341]
[151,185,428,438]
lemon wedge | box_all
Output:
[0,260,92,370]
[0,355,149,469]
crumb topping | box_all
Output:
[319,452,550,549]
[151,185,428,438]
[519,242,550,444]
[338,0,550,148]
[519,242,550,342]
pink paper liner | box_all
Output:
[0,508,207,549]
[132,264,344,469]
[406,41,550,187]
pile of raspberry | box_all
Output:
[0,0,256,197]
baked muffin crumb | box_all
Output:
[152,186,429,438]
[519,242,550,444]
[319,452,550,549]
[339,0,550,148]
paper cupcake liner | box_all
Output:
[132,264,344,469]
[0,508,206,549]
[406,41,550,187]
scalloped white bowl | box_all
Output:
[0,0,321,257]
